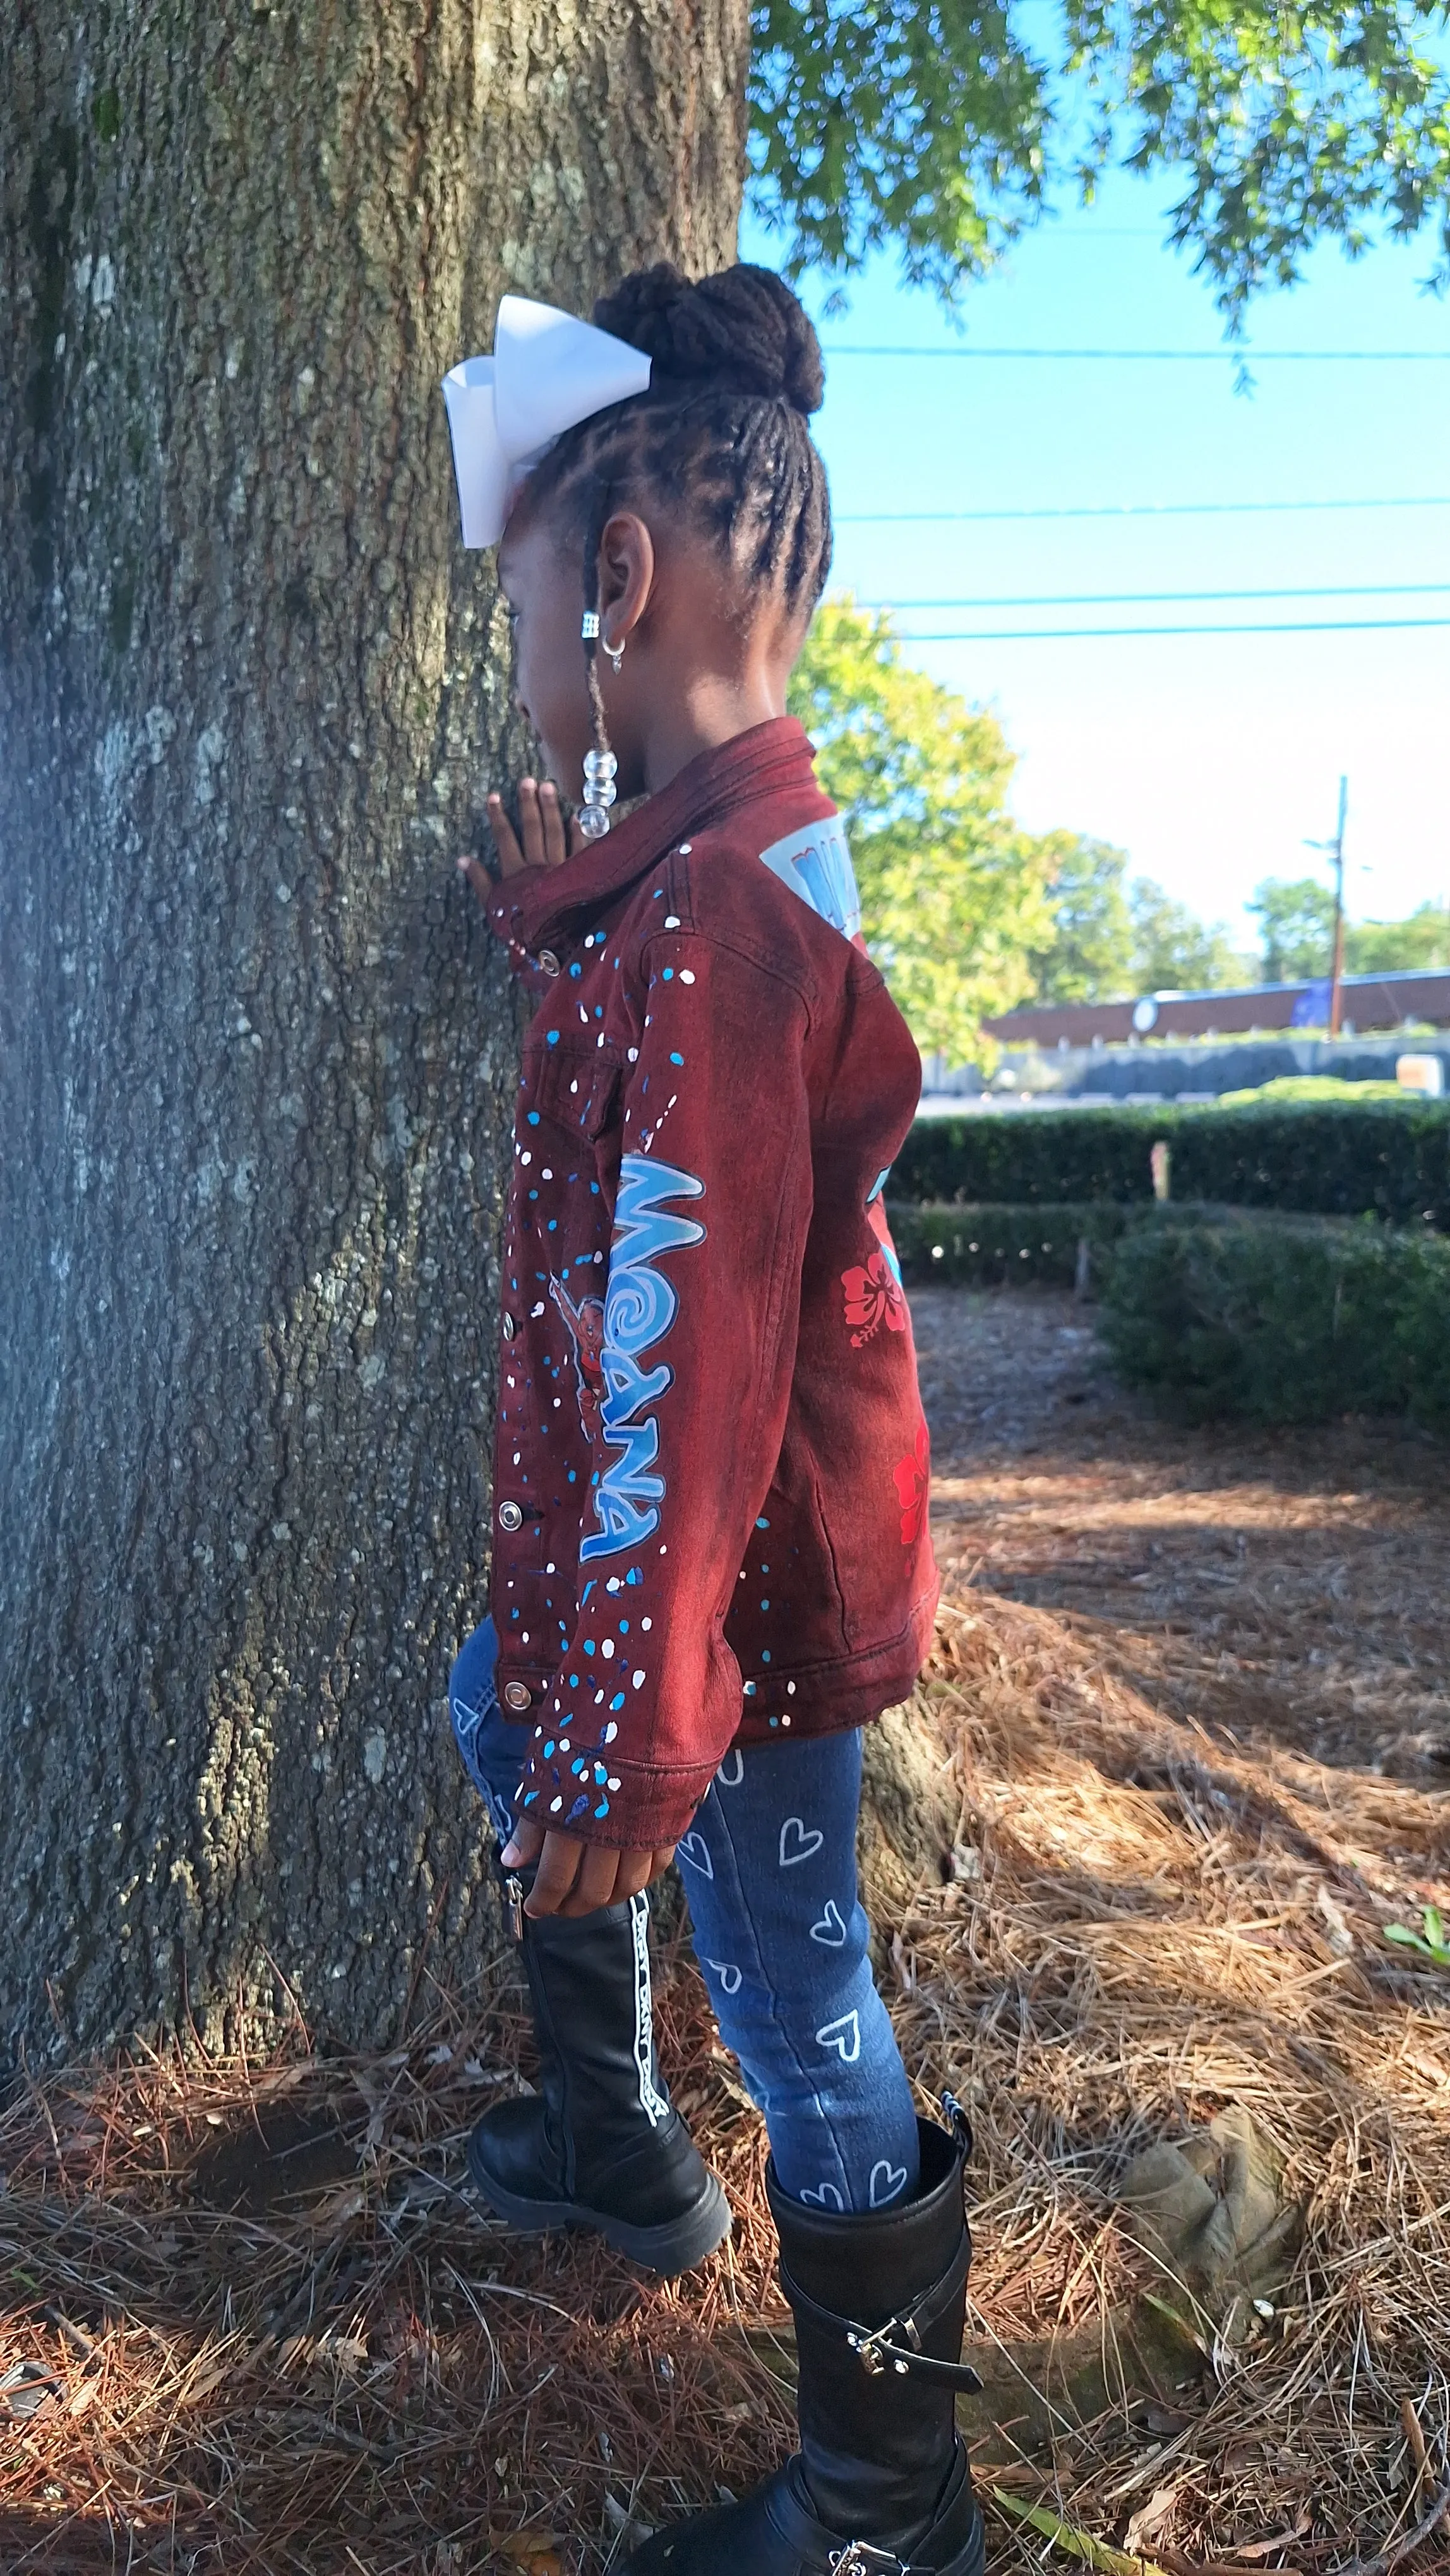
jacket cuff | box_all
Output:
[515,1741,713,1851]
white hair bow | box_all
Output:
[442,294,652,549]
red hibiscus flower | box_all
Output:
[892,1421,930,1546]
[841,1249,907,1348]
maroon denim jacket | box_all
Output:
[486,718,937,1849]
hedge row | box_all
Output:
[887,1200,1128,1289]
[891,1100,1450,1229]
[1099,1211,1450,1429]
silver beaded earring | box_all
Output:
[578,610,618,840]
[605,636,625,674]
[579,744,617,840]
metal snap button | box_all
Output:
[503,1681,532,1712]
[501,1312,515,1339]
[538,949,561,976]
[497,1500,524,1532]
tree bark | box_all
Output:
[0,0,747,2063]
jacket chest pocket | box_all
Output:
[530,1030,625,1143]
[524,1037,624,1145]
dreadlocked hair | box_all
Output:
[519,263,834,766]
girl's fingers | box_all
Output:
[517,778,547,870]
[539,782,570,869]
[457,851,493,903]
[486,792,526,879]
[525,1829,584,1918]
[558,1842,628,1918]
[500,1816,544,1870]
[610,1851,654,1904]
[482,781,576,884]
[568,812,587,858]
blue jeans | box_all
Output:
[449,1618,921,2212]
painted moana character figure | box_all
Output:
[550,1277,606,1438]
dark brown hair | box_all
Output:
[518,262,834,766]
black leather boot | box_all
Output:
[467,1865,731,2277]
[625,2111,985,2574]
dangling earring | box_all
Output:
[579,744,617,840]
[578,590,617,840]
[605,636,625,674]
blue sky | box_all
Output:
[749,164,1450,950]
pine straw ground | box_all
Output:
[3,1288,1449,2576]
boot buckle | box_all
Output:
[829,2546,908,2573]
[847,2308,921,2378]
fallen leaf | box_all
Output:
[1126,2485,1183,2553]
[498,2531,561,2570]
[602,2492,657,2551]
[991,2486,1175,2576]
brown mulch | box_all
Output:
[2,1288,1447,2574]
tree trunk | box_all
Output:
[0,0,747,2063]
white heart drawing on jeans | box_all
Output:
[815,2009,861,2064]
[675,1830,714,1878]
[869,2159,909,2208]
[779,1816,825,1868]
[716,1750,745,1788]
[705,1958,743,1996]
[810,1899,848,1948]
[800,2180,844,2211]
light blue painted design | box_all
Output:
[579,1154,705,1562]
[800,2181,845,2210]
[757,816,862,941]
[869,2157,909,2207]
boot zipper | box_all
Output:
[505,1873,525,1942]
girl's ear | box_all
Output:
[596,509,655,650]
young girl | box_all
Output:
[445,263,984,2576]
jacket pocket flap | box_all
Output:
[527,1037,623,1140]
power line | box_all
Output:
[863,581,1450,609]
[890,616,1450,640]
[835,494,1450,524]
[824,344,1450,361]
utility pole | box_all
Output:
[1327,775,1348,1039]
[1307,778,1350,1038]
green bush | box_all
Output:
[1099,1211,1450,1428]
[891,1099,1450,1229]
[887,1200,1129,1289]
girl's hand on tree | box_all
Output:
[456,776,582,902]
[500,1815,678,1919]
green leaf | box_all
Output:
[748,0,1450,321]
[990,2485,1173,2576]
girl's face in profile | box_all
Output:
[496,511,594,792]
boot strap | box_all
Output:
[780,2234,984,2395]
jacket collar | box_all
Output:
[499,717,824,954]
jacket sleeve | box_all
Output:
[515,928,814,1847]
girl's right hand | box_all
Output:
[457,775,582,903]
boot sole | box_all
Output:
[467,2138,732,2278]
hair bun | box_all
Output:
[593,262,825,416]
